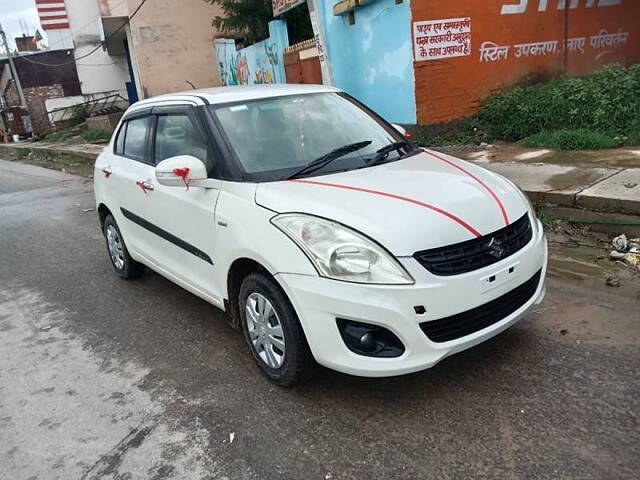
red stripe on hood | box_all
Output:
[423,149,509,226]
[288,179,482,238]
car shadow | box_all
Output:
[295,324,541,403]
[133,270,544,407]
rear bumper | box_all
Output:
[275,220,547,377]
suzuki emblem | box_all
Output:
[487,237,505,259]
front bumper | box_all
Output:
[275,220,547,377]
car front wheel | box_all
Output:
[239,272,311,386]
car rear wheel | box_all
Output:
[103,214,145,279]
[239,272,311,386]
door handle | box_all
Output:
[101,165,112,178]
[135,179,154,194]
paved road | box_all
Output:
[1,159,638,480]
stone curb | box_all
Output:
[474,161,640,216]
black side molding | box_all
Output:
[120,208,213,265]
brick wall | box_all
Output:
[411,0,640,124]
[23,84,65,134]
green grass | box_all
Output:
[521,129,621,150]
[14,147,30,159]
[81,128,111,143]
[536,208,560,229]
[411,118,487,148]
[476,64,640,143]
[44,127,76,142]
[415,64,640,150]
[44,126,110,144]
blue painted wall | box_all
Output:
[215,20,289,86]
[317,0,416,124]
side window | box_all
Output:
[114,122,126,155]
[154,114,207,164]
[123,116,149,161]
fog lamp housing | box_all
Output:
[336,319,405,358]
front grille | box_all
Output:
[419,269,542,343]
[414,213,533,276]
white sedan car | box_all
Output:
[94,84,547,386]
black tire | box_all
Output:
[239,272,311,387]
[103,214,145,279]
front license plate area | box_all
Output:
[480,262,520,294]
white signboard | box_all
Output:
[273,0,305,17]
[413,17,472,61]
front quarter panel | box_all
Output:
[214,181,317,300]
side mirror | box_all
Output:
[391,123,407,137]
[155,155,208,188]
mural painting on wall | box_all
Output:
[237,55,249,84]
[254,43,280,84]
[216,46,236,86]
[216,42,280,86]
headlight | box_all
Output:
[271,214,414,285]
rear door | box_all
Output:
[108,111,159,260]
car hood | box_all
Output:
[255,149,529,256]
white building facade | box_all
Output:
[36,0,132,113]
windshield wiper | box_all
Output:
[286,140,372,180]
[365,141,411,166]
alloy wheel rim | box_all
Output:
[106,225,125,270]
[245,292,285,369]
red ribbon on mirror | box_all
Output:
[172,167,191,190]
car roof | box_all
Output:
[127,84,341,112]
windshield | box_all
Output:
[211,92,415,181]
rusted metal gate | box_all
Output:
[284,39,322,85]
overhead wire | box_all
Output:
[43,0,130,50]
[17,0,148,67]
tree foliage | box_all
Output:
[206,0,313,46]
[207,0,273,46]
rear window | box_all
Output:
[114,122,126,154]
[123,117,149,160]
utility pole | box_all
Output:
[0,20,28,108]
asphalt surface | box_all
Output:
[0,158,638,480]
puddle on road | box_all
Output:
[0,286,219,480]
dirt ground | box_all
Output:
[543,219,640,300]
